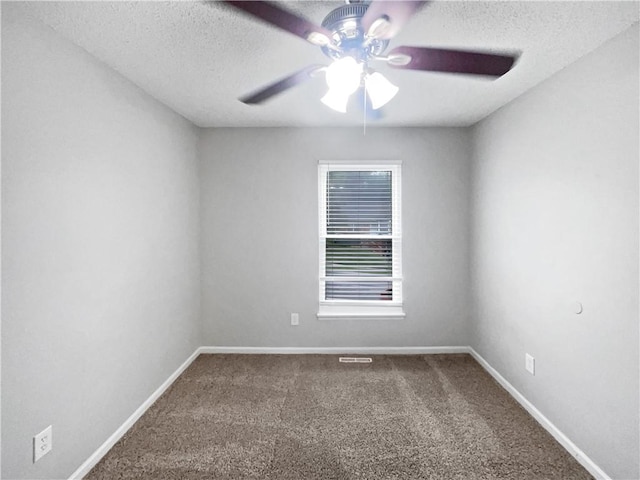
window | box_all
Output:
[318,161,403,320]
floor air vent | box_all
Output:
[339,357,373,363]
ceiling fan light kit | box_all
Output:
[320,89,350,113]
[322,56,364,112]
[223,0,518,116]
[364,72,399,110]
[325,57,363,95]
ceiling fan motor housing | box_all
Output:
[320,3,389,62]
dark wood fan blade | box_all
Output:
[388,46,517,77]
[240,65,325,104]
[223,1,331,45]
[361,1,428,40]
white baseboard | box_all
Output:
[199,346,469,355]
[67,347,203,480]
[69,345,609,480]
[468,348,611,480]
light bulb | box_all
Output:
[365,72,399,110]
[325,57,363,96]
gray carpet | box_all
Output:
[86,354,592,479]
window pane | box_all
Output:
[326,170,392,235]
[326,239,392,277]
[325,281,393,301]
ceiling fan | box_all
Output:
[222,0,518,114]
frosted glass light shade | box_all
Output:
[321,89,350,113]
[365,72,399,110]
[321,57,364,113]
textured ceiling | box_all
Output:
[16,1,640,127]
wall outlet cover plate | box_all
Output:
[33,425,53,463]
[525,353,535,375]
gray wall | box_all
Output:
[199,127,472,348]
[2,3,637,479]
[470,24,639,479]
[1,6,201,479]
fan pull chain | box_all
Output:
[363,84,367,136]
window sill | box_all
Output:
[317,304,405,321]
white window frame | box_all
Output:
[317,160,404,320]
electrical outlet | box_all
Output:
[291,313,299,326]
[33,425,52,463]
[525,353,535,375]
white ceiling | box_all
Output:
[17,1,640,127]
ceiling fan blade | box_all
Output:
[223,1,332,46]
[361,1,428,40]
[387,46,517,77]
[240,65,325,105]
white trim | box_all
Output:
[468,348,611,480]
[199,346,467,355]
[318,159,402,166]
[317,302,405,320]
[316,313,406,321]
[67,347,203,480]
